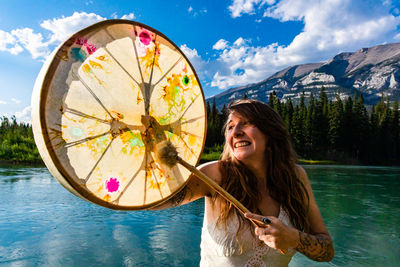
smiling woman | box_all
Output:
[154,99,334,266]
[226,111,267,166]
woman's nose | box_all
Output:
[232,125,243,137]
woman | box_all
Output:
[154,99,334,266]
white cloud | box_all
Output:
[0,100,7,105]
[120,13,135,20]
[210,42,283,89]
[11,28,50,59]
[187,6,207,17]
[11,98,21,104]
[180,44,218,85]
[180,44,206,70]
[40,12,106,44]
[262,0,400,62]
[0,30,23,55]
[213,39,229,50]
[14,106,31,123]
[233,37,247,46]
[212,0,400,89]
[111,12,118,19]
[228,0,273,18]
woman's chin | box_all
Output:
[233,152,251,162]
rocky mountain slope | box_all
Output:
[208,43,400,109]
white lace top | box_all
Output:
[200,205,296,267]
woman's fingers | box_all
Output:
[246,212,290,253]
[245,212,275,226]
[255,226,271,236]
[249,213,294,255]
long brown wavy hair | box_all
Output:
[214,99,310,238]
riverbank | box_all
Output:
[0,154,342,166]
[200,146,341,165]
[0,159,44,167]
[201,154,340,165]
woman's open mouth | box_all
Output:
[234,141,251,148]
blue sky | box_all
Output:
[1,0,400,122]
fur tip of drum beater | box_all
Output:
[156,140,179,167]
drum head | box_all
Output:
[31,20,206,210]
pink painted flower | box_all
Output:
[85,43,97,54]
[76,38,86,45]
[139,30,152,46]
[105,177,120,193]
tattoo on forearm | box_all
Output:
[187,186,194,201]
[295,231,334,262]
[170,187,187,207]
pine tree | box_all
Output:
[268,92,274,107]
[343,96,354,157]
[353,93,369,161]
[304,93,315,157]
[392,100,399,162]
[273,94,282,116]
[284,98,294,131]
[368,106,379,162]
[328,90,344,152]
[206,101,211,119]
[315,87,329,154]
[320,86,329,118]
[298,92,307,156]
[379,100,393,161]
[291,106,306,157]
[205,99,218,146]
[218,104,228,144]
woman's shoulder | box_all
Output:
[294,164,307,179]
[294,164,312,191]
[198,160,223,184]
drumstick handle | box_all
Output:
[176,157,262,227]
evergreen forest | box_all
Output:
[0,116,42,164]
[205,88,400,165]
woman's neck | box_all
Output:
[245,161,267,182]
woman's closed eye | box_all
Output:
[228,121,251,131]
[227,122,238,131]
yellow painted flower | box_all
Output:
[140,42,161,76]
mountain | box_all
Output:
[208,43,400,109]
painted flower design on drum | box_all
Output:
[50,22,205,208]
[140,42,161,76]
[105,177,120,193]
[154,68,199,124]
[76,38,97,55]
[139,30,152,45]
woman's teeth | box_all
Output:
[235,141,250,148]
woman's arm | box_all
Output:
[292,165,334,261]
[148,161,218,210]
[294,230,333,261]
[245,165,334,262]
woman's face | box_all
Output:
[226,112,267,164]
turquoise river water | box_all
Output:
[0,165,399,266]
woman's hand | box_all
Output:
[245,212,299,252]
[245,211,334,261]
